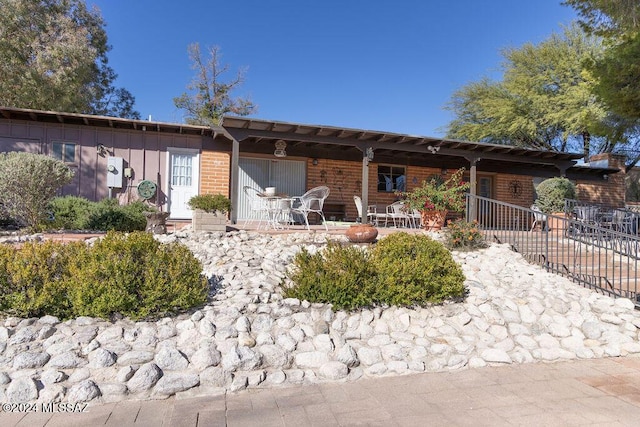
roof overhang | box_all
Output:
[0,106,233,140]
[222,116,593,173]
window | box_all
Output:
[377,165,406,192]
[52,142,76,163]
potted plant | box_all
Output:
[534,177,576,231]
[187,193,231,232]
[401,168,469,230]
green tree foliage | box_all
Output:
[563,0,640,37]
[174,43,256,126]
[0,0,139,118]
[564,1,640,169]
[0,152,74,230]
[446,24,628,160]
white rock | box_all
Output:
[153,373,199,395]
[356,347,382,366]
[294,351,329,369]
[481,349,512,364]
[6,377,38,403]
[318,361,348,380]
[13,352,50,369]
[127,363,162,393]
[190,346,222,370]
[67,379,100,403]
[88,348,117,368]
[155,347,189,371]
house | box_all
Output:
[0,107,625,225]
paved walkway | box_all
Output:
[3,357,640,426]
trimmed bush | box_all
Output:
[371,233,466,306]
[284,233,466,310]
[0,231,208,320]
[284,241,377,311]
[187,194,231,213]
[85,199,148,232]
[48,196,95,230]
[0,152,74,230]
[535,177,576,213]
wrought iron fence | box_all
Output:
[466,194,640,307]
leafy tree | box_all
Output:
[174,43,256,126]
[0,0,139,118]
[563,0,640,37]
[446,24,630,160]
[563,1,640,169]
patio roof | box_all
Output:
[222,116,584,165]
[0,106,232,139]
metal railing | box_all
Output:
[466,194,640,307]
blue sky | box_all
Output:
[90,0,577,137]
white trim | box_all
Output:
[166,147,200,219]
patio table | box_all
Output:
[257,193,292,229]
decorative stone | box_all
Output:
[67,379,100,403]
[127,363,162,393]
[153,373,199,395]
[88,348,117,368]
[13,352,50,369]
[318,361,348,380]
[155,347,189,371]
[6,377,38,403]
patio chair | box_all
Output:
[242,186,269,228]
[353,195,377,224]
[290,186,330,230]
[612,208,634,234]
[530,204,547,232]
[386,201,410,227]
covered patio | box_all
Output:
[222,117,619,226]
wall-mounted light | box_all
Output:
[312,158,319,166]
[274,140,287,158]
[97,143,107,157]
[603,174,609,181]
[441,168,448,175]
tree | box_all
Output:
[446,24,629,160]
[0,0,139,118]
[174,43,256,126]
[563,0,640,37]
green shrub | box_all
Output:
[284,241,377,311]
[535,177,576,213]
[0,240,84,318]
[444,219,486,250]
[284,233,466,310]
[187,194,231,213]
[48,196,95,230]
[0,152,74,230]
[0,231,208,320]
[371,233,466,306]
[85,199,147,231]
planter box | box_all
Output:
[192,210,228,232]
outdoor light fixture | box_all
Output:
[312,158,319,166]
[364,147,374,165]
[441,168,448,175]
[427,145,440,154]
[97,143,107,157]
[274,140,287,158]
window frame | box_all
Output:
[376,164,406,193]
[51,141,77,164]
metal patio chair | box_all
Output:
[242,186,269,229]
[290,186,330,230]
[353,195,377,224]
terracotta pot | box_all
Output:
[421,210,448,231]
[346,223,378,243]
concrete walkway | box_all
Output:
[3,357,640,426]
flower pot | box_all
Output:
[346,223,378,243]
[548,212,569,232]
[421,210,448,231]
[192,209,227,232]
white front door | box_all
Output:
[167,148,199,219]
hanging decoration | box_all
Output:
[274,140,287,158]
[509,180,523,199]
